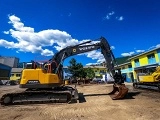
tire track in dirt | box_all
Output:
[40,95,114,120]
[1,83,160,120]
[38,84,131,120]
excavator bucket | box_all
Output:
[108,84,128,100]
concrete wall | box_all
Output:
[0,57,19,68]
[0,64,11,80]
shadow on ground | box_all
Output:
[123,91,141,99]
[78,93,86,103]
[78,91,141,102]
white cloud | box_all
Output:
[105,15,110,20]
[116,16,124,21]
[85,50,102,60]
[103,11,124,21]
[41,49,54,56]
[80,50,105,64]
[121,51,135,57]
[86,50,106,63]
[103,11,115,20]
[148,46,155,50]
[8,15,34,32]
[156,44,160,48]
[108,11,115,16]
[84,45,115,65]
[3,31,9,34]
[119,16,124,21]
[121,43,160,57]
[136,50,145,53]
[86,63,98,66]
[0,15,80,56]
[111,46,115,50]
[1,14,116,63]
[148,43,160,50]
[68,13,71,17]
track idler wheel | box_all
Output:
[0,94,13,105]
[108,83,128,100]
[133,82,138,89]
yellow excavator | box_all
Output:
[0,37,128,105]
[133,66,160,90]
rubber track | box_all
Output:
[0,90,72,106]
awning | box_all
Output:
[134,63,158,70]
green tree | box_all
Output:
[68,58,95,80]
[84,67,95,79]
[68,58,84,79]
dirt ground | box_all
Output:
[0,83,160,120]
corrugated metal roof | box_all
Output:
[116,62,131,67]
[134,63,159,70]
[11,68,23,72]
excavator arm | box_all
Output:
[47,36,128,99]
[49,37,118,79]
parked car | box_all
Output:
[5,80,18,85]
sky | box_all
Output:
[0,0,160,66]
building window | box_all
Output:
[128,65,132,68]
[134,59,140,67]
[147,53,156,64]
[16,74,21,77]
[11,74,14,76]
[100,70,105,74]
[122,66,125,69]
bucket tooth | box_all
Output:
[108,84,128,100]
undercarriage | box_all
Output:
[0,86,78,106]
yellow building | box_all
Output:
[84,65,106,78]
[10,68,23,80]
[128,47,160,81]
